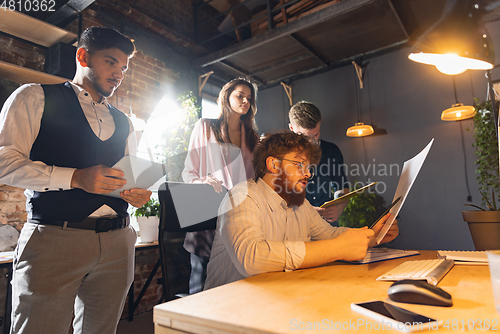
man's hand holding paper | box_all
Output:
[71,165,126,194]
[120,188,152,208]
[370,213,399,247]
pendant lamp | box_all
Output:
[408,0,494,75]
[346,61,374,137]
[346,122,374,137]
[441,76,475,121]
[441,103,476,121]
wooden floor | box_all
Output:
[117,311,154,334]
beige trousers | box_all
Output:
[10,222,136,334]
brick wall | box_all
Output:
[0,35,45,72]
[119,0,196,38]
[0,0,199,324]
[123,247,163,318]
[0,186,27,232]
[116,50,179,121]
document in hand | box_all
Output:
[375,139,434,244]
[320,182,377,208]
[105,155,167,198]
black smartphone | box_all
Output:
[351,301,439,332]
[369,196,402,229]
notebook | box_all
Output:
[437,250,488,265]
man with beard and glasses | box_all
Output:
[289,101,349,225]
[0,27,151,334]
[204,131,398,289]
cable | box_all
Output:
[459,121,473,202]
[353,65,361,122]
[452,76,459,104]
[469,70,475,102]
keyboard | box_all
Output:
[376,259,455,286]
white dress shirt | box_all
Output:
[204,178,349,290]
[0,82,137,218]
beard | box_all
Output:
[273,174,307,207]
[87,60,115,98]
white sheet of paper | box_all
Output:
[376,139,434,244]
[105,155,167,198]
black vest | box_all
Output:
[29,82,129,221]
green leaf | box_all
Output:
[133,198,161,218]
[470,99,500,210]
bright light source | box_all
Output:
[201,97,219,119]
[346,122,374,137]
[409,53,493,75]
[128,113,146,131]
[441,103,475,121]
[138,95,181,162]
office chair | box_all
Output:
[158,182,227,301]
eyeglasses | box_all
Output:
[279,158,316,179]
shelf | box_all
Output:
[0,60,67,85]
[0,10,77,47]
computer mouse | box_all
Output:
[388,280,453,307]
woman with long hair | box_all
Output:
[182,77,259,293]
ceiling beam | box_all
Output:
[47,0,96,27]
[193,0,374,68]
[385,0,409,39]
[258,39,408,90]
[288,34,328,66]
[217,61,264,85]
[250,53,312,76]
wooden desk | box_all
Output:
[154,251,498,333]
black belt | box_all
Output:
[29,217,129,233]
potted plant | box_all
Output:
[163,91,200,181]
[134,198,161,243]
[463,98,500,250]
[338,181,386,228]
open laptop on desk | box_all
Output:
[158,182,228,232]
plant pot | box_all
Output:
[137,216,159,243]
[462,211,500,251]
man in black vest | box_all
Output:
[0,27,151,334]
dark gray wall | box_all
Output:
[255,26,500,250]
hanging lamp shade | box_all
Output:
[441,103,476,121]
[346,122,374,137]
[408,0,494,75]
